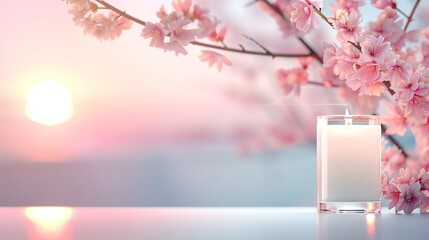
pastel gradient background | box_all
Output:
[0,0,414,206]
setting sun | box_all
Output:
[25,80,74,126]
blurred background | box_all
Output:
[0,0,415,206]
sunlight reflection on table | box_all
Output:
[24,207,73,240]
[0,207,424,240]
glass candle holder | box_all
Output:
[317,114,381,213]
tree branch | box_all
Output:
[95,0,146,26]
[311,5,334,28]
[404,0,421,32]
[395,7,409,19]
[94,0,312,59]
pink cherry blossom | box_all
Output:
[209,26,227,43]
[396,182,423,214]
[322,43,337,68]
[394,66,429,103]
[381,102,408,136]
[332,10,362,42]
[141,22,167,48]
[192,4,210,21]
[382,144,405,176]
[84,12,132,41]
[320,67,342,87]
[384,59,411,88]
[68,0,91,24]
[276,68,308,96]
[166,19,198,46]
[298,56,313,69]
[417,168,429,191]
[384,181,401,210]
[337,86,379,114]
[330,0,364,13]
[360,81,385,96]
[197,17,219,38]
[396,167,416,184]
[365,8,403,46]
[106,12,132,40]
[290,0,323,32]
[163,41,188,56]
[156,6,179,25]
[381,146,402,169]
[332,44,360,81]
[359,35,391,64]
[172,0,192,17]
[391,66,429,123]
[199,50,232,72]
[349,61,383,95]
[371,0,396,9]
[404,95,429,124]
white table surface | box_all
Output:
[1,207,427,240]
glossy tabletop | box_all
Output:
[1,207,427,240]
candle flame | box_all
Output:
[345,108,350,116]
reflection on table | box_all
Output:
[0,207,427,240]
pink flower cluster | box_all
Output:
[66,0,132,40]
[65,0,231,71]
[383,167,429,214]
[290,0,323,32]
[141,0,230,68]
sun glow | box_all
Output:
[25,80,73,126]
[25,207,73,232]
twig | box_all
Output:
[396,7,409,19]
[95,0,146,26]
[244,0,258,7]
[311,6,334,28]
[307,81,325,86]
[347,41,361,52]
[191,41,313,58]
[404,0,421,32]
[242,34,276,59]
[383,81,396,96]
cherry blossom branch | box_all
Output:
[95,0,313,59]
[255,0,324,63]
[307,81,324,86]
[311,6,334,28]
[404,0,421,32]
[297,37,323,63]
[395,7,409,19]
[191,41,313,58]
[95,0,146,25]
[242,35,276,59]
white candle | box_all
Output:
[317,113,381,213]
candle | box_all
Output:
[317,111,381,213]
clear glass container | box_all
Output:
[317,115,381,213]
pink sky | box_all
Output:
[0,0,354,162]
[0,0,277,161]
